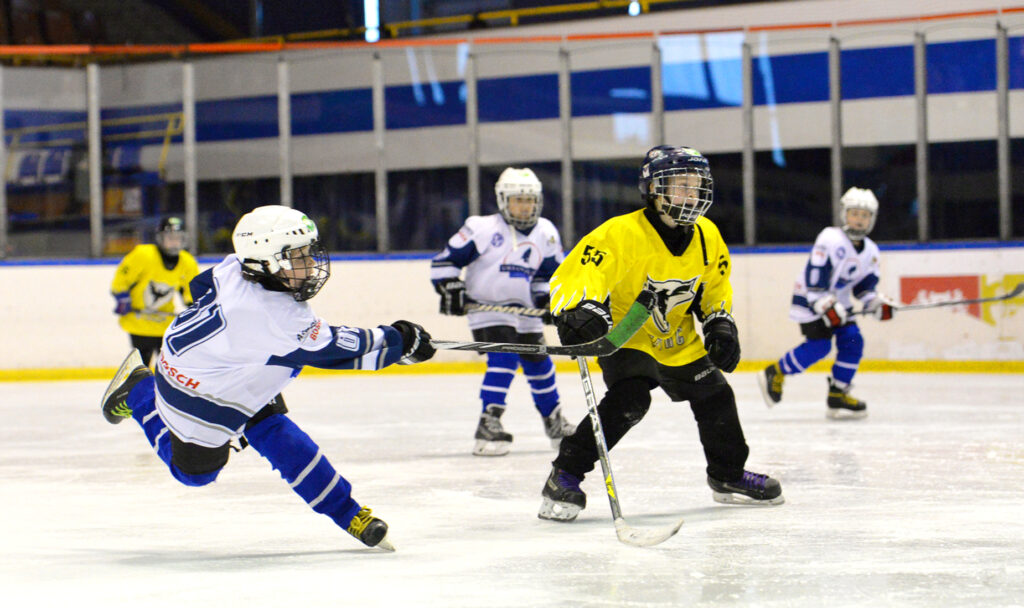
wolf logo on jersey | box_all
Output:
[144,281,175,311]
[646,276,699,333]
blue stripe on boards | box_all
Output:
[478,73,560,122]
[385,80,466,130]
[155,373,250,432]
[841,45,915,100]
[571,66,652,117]
[291,89,373,135]
[927,38,995,94]
[196,96,279,141]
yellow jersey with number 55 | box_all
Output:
[549,209,733,367]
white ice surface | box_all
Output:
[2,371,1023,607]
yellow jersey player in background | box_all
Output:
[110,217,199,366]
[538,146,784,522]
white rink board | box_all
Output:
[0,245,1021,370]
[1,371,1022,607]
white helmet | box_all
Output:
[839,187,879,239]
[232,205,330,301]
[495,167,543,231]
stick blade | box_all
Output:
[614,518,683,547]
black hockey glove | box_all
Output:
[556,300,613,345]
[533,292,554,325]
[702,311,740,373]
[434,278,466,315]
[391,320,436,365]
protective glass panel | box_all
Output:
[192,55,280,255]
[289,50,377,252]
[840,30,918,242]
[926,30,999,239]
[99,61,185,259]
[751,32,832,243]
[661,32,746,244]
[383,46,468,251]
[4,67,89,258]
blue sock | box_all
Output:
[832,324,864,385]
[244,414,360,530]
[127,377,219,487]
[520,357,559,417]
[778,338,832,375]
[480,352,519,410]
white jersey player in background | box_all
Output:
[101,205,436,551]
[431,167,575,456]
[758,188,896,418]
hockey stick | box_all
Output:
[851,282,1024,316]
[431,289,656,357]
[464,303,547,317]
[577,355,684,547]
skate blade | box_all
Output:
[826,408,867,420]
[538,497,582,522]
[712,491,785,506]
[100,349,145,409]
[472,439,511,456]
[374,534,396,552]
[756,373,779,408]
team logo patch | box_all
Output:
[491,233,504,247]
[144,281,175,311]
[645,275,699,333]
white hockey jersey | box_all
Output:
[155,255,405,448]
[789,227,882,323]
[430,214,564,332]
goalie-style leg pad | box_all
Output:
[244,413,361,531]
[831,323,864,385]
[520,356,560,418]
[127,377,222,487]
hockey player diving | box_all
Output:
[538,146,784,522]
[758,187,896,419]
[101,205,436,550]
[110,217,199,367]
[431,167,575,456]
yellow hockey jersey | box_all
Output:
[111,244,199,337]
[550,209,733,367]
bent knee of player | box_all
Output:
[835,327,864,357]
[607,377,652,426]
[169,464,221,487]
[169,434,229,486]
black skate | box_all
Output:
[757,362,784,407]
[538,466,586,521]
[708,470,784,505]
[473,404,513,456]
[826,377,867,420]
[100,349,152,424]
[541,406,577,449]
[346,506,395,551]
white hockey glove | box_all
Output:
[863,293,897,321]
[812,294,847,328]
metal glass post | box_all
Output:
[559,46,575,246]
[277,56,293,208]
[0,66,6,259]
[651,38,665,146]
[996,23,1010,241]
[914,32,929,242]
[466,45,481,218]
[87,63,103,258]
[742,39,755,246]
[372,51,389,252]
[182,62,198,254]
[829,36,843,226]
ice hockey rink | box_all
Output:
[2,369,1022,608]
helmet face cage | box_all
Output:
[839,187,878,239]
[156,217,187,255]
[271,240,331,302]
[648,166,714,226]
[495,168,543,231]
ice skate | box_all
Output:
[826,377,867,420]
[473,404,513,456]
[538,466,586,521]
[100,349,152,424]
[541,406,577,448]
[757,362,784,407]
[346,506,395,551]
[708,470,784,505]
